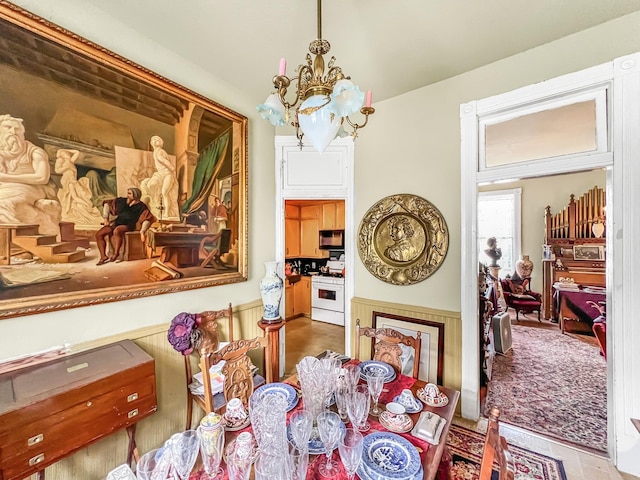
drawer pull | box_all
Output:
[27,433,44,446]
[67,362,89,373]
[127,392,139,402]
[128,408,139,419]
[29,453,45,466]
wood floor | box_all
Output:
[283,315,344,377]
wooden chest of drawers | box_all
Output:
[0,340,157,480]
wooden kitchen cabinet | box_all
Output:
[285,204,299,219]
[285,282,295,319]
[296,276,311,316]
[301,218,326,258]
[320,202,345,230]
[335,202,345,229]
[0,340,157,480]
[285,218,300,258]
[300,205,321,220]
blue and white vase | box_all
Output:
[259,261,283,322]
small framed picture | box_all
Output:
[573,245,605,261]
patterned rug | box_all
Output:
[485,324,607,452]
[447,424,568,480]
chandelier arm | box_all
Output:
[345,107,376,136]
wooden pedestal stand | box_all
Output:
[258,318,284,382]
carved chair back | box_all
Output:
[206,336,271,409]
[355,318,422,379]
[479,406,516,480]
[183,304,233,429]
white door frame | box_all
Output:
[461,53,640,474]
[274,136,356,372]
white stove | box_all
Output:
[311,261,345,326]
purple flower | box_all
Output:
[168,312,198,355]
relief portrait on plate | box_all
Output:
[358,194,449,285]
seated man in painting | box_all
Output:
[95,187,156,265]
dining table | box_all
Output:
[187,359,460,480]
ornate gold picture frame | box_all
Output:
[358,194,448,285]
[0,3,248,319]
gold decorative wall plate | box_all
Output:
[358,194,449,285]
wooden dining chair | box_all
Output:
[206,336,272,409]
[479,406,516,480]
[183,304,234,430]
[355,318,422,379]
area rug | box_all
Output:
[447,424,568,480]
[485,324,607,452]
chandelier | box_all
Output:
[257,0,374,153]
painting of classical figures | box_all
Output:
[0,3,248,319]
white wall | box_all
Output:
[353,11,640,312]
[1,1,277,360]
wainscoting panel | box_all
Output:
[351,297,462,392]
[33,300,264,480]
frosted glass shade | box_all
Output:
[256,94,286,127]
[297,94,340,153]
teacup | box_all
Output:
[384,402,407,425]
[396,388,420,410]
[225,397,248,424]
[423,383,440,400]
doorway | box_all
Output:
[478,171,608,453]
[461,53,640,471]
[274,136,356,379]
[282,199,346,376]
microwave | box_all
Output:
[319,230,345,249]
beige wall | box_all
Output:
[352,11,640,313]
[480,169,606,293]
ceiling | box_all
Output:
[64,0,640,105]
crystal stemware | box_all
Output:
[342,363,361,393]
[168,430,200,480]
[346,385,370,432]
[317,411,342,477]
[289,409,313,450]
[365,370,385,416]
[289,441,309,480]
[338,427,364,480]
[136,448,171,480]
[334,384,349,422]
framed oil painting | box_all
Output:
[0,2,248,319]
[372,311,444,384]
[573,245,604,261]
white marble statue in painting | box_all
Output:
[0,114,61,235]
[54,148,102,225]
[140,135,179,221]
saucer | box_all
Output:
[416,388,449,407]
[224,415,250,431]
[379,411,413,433]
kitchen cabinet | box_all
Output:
[285,218,300,258]
[285,283,294,319]
[296,276,311,316]
[285,204,299,219]
[300,205,321,220]
[320,202,345,230]
[335,202,345,229]
[301,218,328,258]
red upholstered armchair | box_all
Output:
[500,277,542,322]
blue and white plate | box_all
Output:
[286,421,346,455]
[361,431,421,479]
[357,462,424,480]
[360,360,396,383]
[252,382,298,412]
